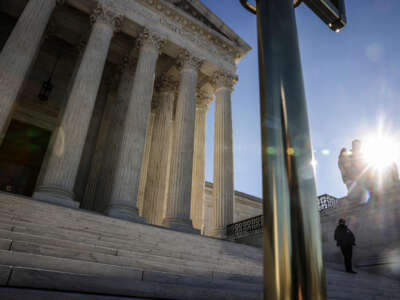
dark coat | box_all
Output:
[334,224,355,247]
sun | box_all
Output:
[361,134,399,171]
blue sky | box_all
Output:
[201,0,400,198]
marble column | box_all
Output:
[190,89,212,230]
[143,76,177,225]
[0,0,61,136]
[34,4,122,207]
[106,29,163,222]
[210,71,237,238]
[87,56,137,213]
[75,67,114,205]
[81,76,119,212]
[162,51,202,233]
[137,111,155,216]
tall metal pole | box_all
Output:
[244,0,327,299]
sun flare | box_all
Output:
[361,135,400,171]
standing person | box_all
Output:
[334,218,357,273]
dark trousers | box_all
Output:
[340,245,353,271]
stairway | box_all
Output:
[0,192,398,299]
[0,192,263,300]
[325,263,400,300]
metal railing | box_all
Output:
[226,215,263,240]
[227,194,337,240]
[318,194,338,212]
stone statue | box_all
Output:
[338,148,352,190]
[338,139,400,196]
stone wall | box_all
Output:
[320,188,400,279]
[203,181,262,235]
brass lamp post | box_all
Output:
[239,0,346,299]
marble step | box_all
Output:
[326,273,400,291]
[0,219,262,276]
[326,283,399,299]
[0,249,262,286]
[327,290,396,300]
[0,288,148,300]
[0,213,262,269]
[0,198,262,261]
[0,251,262,289]
[1,265,397,300]
[10,239,238,278]
[326,275,400,294]
[326,283,400,300]
[0,266,263,300]
[0,211,263,264]
[326,270,400,300]
[324,265,400,299]
[325,263,400,289]
[5,236,261,280]
[0,230,262,275]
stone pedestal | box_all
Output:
[210,71,237,238]
[162,52,201,234]
[34,5,122,207]
[0,0,58,136]
[106,29,163,222]
[190,90,212,230]
[142,76,177,225]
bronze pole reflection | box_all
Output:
[256,0,293,298]
[242,0,327,299]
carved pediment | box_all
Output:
[167,0,231,40]
[163,0,251,58]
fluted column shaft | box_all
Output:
[90,57,137,213]
[0,0,59,135]
[143,77,176,225]
[137,112,155,216]
[34,5,122,207]
[190,90,212,230]
[162,52,201,233]
[106,30,163,222]
[81,85,118,211]
[211,71,237,238]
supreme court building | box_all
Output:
[0,0,262,238]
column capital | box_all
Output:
[90,2,124,32]
[177,50,203,72]
[137,28,165,51]
[196,89,212,110]
[212,70,238,91]
[155,74,178,94]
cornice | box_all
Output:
[138,0,241,64]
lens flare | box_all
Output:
[362,134,399,171]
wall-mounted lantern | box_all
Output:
[38,51,62,101]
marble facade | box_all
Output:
[0,0,251,237]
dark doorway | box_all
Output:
[0,120,51,196]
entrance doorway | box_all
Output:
[0,120,51,196]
